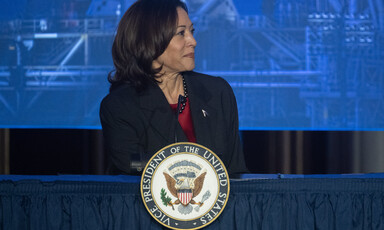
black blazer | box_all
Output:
[100,71,247,175]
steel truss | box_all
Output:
[303,7,383,129]
[0,17,116,125]
[0,0,383,129]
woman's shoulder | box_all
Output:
[100,83,139,109]
[185,71,224,80]
[184,71,230,89]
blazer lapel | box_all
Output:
[139,83,188,144]
[139,84,174,144]
[184,72,217,148]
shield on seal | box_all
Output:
[177,189,193,205]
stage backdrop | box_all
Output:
[0,0,383,130]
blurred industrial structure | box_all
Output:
[0,0,383,129]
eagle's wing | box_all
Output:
[192,172,207,198]
[163,172,178,198]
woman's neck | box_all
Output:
[158,73,184,104]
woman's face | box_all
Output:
[153,7,197,75]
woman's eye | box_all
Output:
[177,30,185,36]
[191,28,195,34]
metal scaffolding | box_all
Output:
[0,0,383,129]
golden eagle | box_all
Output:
[163,171,207,208]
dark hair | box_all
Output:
[108,0,188,91]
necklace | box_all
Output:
[179,76,188,114]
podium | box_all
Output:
[1,174,384,229]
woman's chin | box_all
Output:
[185,64,195,72]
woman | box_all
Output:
[100,0,247,176]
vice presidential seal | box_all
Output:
[141,142,230,230]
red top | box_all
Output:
[170,97,196,143]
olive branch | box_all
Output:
[160,188,173,209]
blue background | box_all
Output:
[0,0,383,130]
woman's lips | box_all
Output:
[184,53,195,58]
